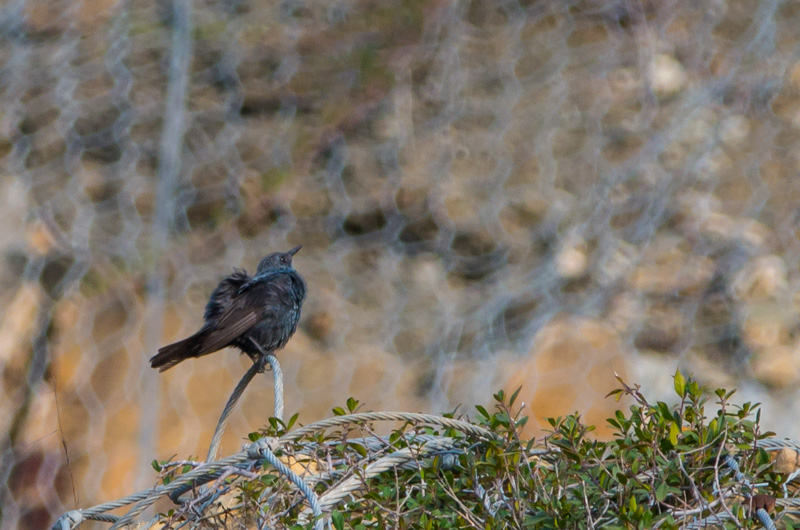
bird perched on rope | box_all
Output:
[150,246,306,372]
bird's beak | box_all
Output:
[287,245,302,256]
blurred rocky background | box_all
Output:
[3,0,800,527]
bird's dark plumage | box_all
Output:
[150,246,306,372]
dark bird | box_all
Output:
[150,246,306,372]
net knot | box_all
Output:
[246,437,279,459]
[51,510,83,530]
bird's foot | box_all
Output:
[254,354,270,373]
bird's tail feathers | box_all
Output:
[150,333,204,372]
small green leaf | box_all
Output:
[350,441,368,458]
[331,510,344,530]
[655,482,668,502]
[669,422,679,447]
[673,370,686,396]
[286,413,299,430]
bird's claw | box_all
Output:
[254,355,270,373]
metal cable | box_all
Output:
[311,436,457,515]
[205,359,262,463]
[248,438,324,530]
[57,361,800,528]
[280,412,498,443]
[265,354,284,421]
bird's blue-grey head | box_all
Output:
[256,245,302,274]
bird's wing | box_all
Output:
[197,274,296,354]
[203,268,250,321]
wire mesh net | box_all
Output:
[3,0,800,527]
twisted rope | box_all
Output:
[53,420,798,529]
[286,434,462,489]
[207,349,284,463]
[252,337,286,421]
[266,353,284,421]
[57,363,800,529]
[722,455,777,530]
[52,511,83,530]
[171,350,282,502]
[52,407,494,528]
[248,438,324,530]
[280,412,498,443]
[206,359,261,463]
[109,490,161,529]
[52,353,284,529]
[755,509,778,530]
[310,436,458,516]
[757,438,800,452]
